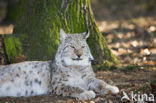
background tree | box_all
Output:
[4,0,119,70]
[5,0,19,22]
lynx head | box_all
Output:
[55,29,94,67]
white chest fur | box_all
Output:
[66,69,88,89]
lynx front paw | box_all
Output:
[110,86,119,94]
[105,85,119,94]
[78,91,96,100]
[99,85,119,95]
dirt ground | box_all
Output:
[0,0,156,103]
[0,68,155,103]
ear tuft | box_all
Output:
[60,29,67,41]
[82,30,90,39]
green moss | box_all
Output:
[133,84,150,93]
[3,35,22,63]
[93,60,119,71]
[13,0,119,70]
[121,65,151,72]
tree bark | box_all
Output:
[6,0,119,69]
[0,35,6,64]
[5,0,19,22]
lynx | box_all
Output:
[0,29,119,100]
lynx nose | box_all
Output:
[77,54,82,58]
[75,49,83,58]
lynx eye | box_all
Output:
[82,46,85,48]
[70,45,75,49]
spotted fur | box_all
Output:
[0,61,51,97]
[0,29,119,100]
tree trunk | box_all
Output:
[5,0,19,22]
[6,0,119,69]
[0,35,6,64]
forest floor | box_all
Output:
[0,68,155,103]
[0,0,156,103]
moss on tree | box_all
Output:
[3,35,22,63]
[9,0,119,69]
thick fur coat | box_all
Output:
[0,29,119,100]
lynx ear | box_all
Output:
[60,29,68,41]
[82,30,89,39]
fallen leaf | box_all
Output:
[150,48,156,54]
[67,99,74,103]
[145,60,154,65]
[140,49,150,55]
[14,54,27,63]
[131,40,138,47]
[147,26,156,33]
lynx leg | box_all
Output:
[88,78,119,95]
[51,84,96,100]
